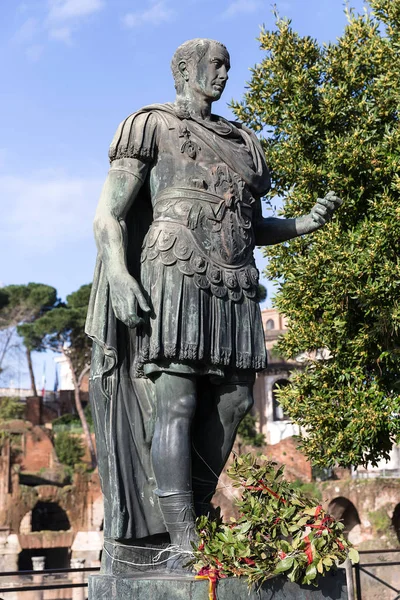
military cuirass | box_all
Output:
[141,116,260,302]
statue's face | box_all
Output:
[189,42,230,101]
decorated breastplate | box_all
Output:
[141,176,259,301]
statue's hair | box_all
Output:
[171,38,229,93]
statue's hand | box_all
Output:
[109,273,151,328]
[308,190,343,230]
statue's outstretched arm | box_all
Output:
[254,191,342,246]
[93,157,151,328]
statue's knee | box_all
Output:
[236,393,254,419]
[169,393,197,419]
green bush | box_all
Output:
[52,404,93,431]
[0,397,24,420]
[52,413,80,427]
[368,508,392,534]
[237,414,266,447]
[54,431,84,468]
[84,403,93,428]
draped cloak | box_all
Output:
[85,103,271,541]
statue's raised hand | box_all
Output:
[109,272,151,328]
[308,190,342,229]
[294,191,342,236]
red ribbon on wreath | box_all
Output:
[196,566,225,600]
[308,516,333,534]
[337,539,345,550]
[303,535,314,565]
[243,480,287,504]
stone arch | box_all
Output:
[328,497,361,543]
[272,379,290,421]
[265,319,275,331]
[31,501,71,532]
[19,510,33,534]
[392,503,400,542]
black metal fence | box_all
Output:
[0,551,399,598]
[353,549,400,600]
[0,566,99,597]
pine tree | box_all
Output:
[0,283,59,394]
[18,284,96,468]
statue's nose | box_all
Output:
[215,64,228,82]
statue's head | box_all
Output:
[171,38,230,102]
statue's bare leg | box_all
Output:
[191,377,254,515]
[151,371,199,560]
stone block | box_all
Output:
[89,569,347,599]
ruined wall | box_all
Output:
[21,427,57,472]
[0,421,104,573]
[320,477,400,548]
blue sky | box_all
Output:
[0,0,366,389]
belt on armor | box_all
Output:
[153,187,226,207]
[152,186,253,229]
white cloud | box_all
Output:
[12,0,105,53]
[46,0,105,42]
[47,0,104,22]
[0,172,102,254]
[222,0,261,18]
[123,1,175,29]
[13,17,40,44]
[48,27,73,43]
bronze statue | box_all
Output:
[86,38,341,574]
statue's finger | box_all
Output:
[316,198,335,211]
[132,287,151,313]
[325,191,343,206]
[113,306,125,323]
[314,204,332,218]
[312,212,326,226]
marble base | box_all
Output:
[89,569,347,599]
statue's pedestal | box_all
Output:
[89,569,347,599]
